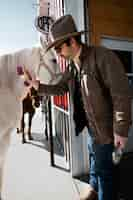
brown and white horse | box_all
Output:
[0,38,60,199]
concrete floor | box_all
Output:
[1,108,79,200]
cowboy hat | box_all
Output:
[45,14,86,52]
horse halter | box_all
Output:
[37,49,57,81]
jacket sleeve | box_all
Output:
[97,47,132,137]
[38,70,71,96]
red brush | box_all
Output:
[17,65,24,75]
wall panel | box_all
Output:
[88,0,133,45]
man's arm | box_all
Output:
[97,47,132,150]
[32,70,71,96]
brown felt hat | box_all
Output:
[45,15,86,52]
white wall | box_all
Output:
[64,0,89,177]
[64,1,84,33]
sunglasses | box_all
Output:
[54,42,65,53]
[54,46,62,53]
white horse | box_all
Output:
[0,38,60,199]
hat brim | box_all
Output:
[45,30,86,52]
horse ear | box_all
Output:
[40,36,48,50]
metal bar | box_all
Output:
[48,97,55,166]
[53,105,69,115]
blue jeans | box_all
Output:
[88,129,115,200]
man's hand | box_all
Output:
[31,79,40,90]
[114,133,128,150]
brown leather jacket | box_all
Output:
[38,44,132,144]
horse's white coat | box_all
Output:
[0,40,60,198]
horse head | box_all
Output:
[0,38,62,101]
[37,36,62,85]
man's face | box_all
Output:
[54,42,73,60]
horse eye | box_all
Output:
[52,59,57,64]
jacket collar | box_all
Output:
[80,44,92,61]
[79,44,92,70]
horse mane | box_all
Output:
[0,47,41,80]
[1,47,41,67]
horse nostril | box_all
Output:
[52,59,57,64]
[35,102,40,108]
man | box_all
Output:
[33,15,131,200]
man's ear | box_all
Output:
[70,37,76,48]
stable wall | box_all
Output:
[87,0,133,44]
